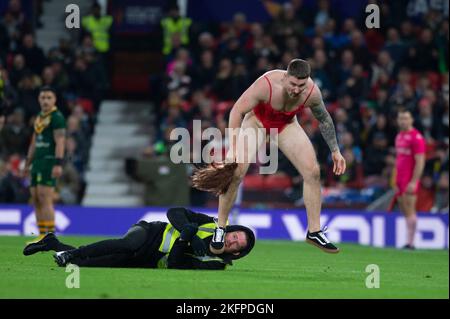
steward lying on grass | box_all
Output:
[23,207,255,270]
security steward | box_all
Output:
[160,4,192,55]
[81,2,113,54]
[24,207,255,270]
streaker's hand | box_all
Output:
[51,165,63,178]
[332,150,346,175]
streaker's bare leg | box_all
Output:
[212,113,265,254]
[277,120,321,232]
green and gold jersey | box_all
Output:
[33,107,66,160]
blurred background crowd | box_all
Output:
[0,0,107,204]
[0,0,448,212]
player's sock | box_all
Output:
[306,228,340,254]
[45,220,55,233]
[38,221,47,236]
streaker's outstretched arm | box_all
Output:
[307,89,346,175]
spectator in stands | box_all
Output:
[336,49,354,84]
[432,171,449,213]
[345,30,371,70]
[311,49,334,101]
[220,36,246,64]
[1,4,29,53]
[364,132,390,185]
[17,33,46,75]
[371,50,396,87]
[0,107,30,157]
[367,113,394,149]
[193,31,216,62]
[65,136,84,177]
[270,2,304,46]
[9,53,28,87]
[193,50,216,91]
[230,57,250,100]
[339,131,362,163]
[66,115,88,170]
[408,28,439,72]
[69,54,106,108]
[251,34,280,67]
[71,104,92,137]
[48,58,69,92]
[0,153,29,203]
[333,105,359,144]
[57,160,81,205]
[17,71,40,121]
[165,60,192,100]
[383,27,407,63]
[338,64,368,101]
[314,0,332,29]
[212,58,234,101]
[230,12,251,47]
[415,97,440,143]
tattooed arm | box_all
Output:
[307,88,346,175]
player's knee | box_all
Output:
[303,164,321,183]
[36,190,48,204]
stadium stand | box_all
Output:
[0,0,448,212]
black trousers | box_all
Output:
[68,225,151,268]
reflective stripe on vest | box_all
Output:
[191,255,224,262]
[158,222,216,253]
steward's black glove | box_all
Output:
[190,235,207,256]
[180,223,198,242]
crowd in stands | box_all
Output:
[151,1,448,211]
[0,0,107,204]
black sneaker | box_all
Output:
[210,227,226,251]
[306,229,340,254]
[403,244,415,250]
[23,232,58,256]
[53,251,74,267]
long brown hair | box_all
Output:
[191,162,238,196]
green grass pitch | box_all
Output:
[0,236,448,299]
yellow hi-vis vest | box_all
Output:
[157,222,224,268]
[82,15,113,53]
[160,17,192,55]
